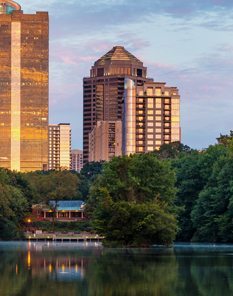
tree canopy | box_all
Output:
[88,153,178,246]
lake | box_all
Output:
[0,242,233,296]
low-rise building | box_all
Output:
[31,200,85,222]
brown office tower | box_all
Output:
[0,1,48,171]
[83,46,148,164]
[83,46,181,163]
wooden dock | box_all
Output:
[24,232,104,242]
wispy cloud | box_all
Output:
[18,0,233,148]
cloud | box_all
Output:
[17,0,233,149]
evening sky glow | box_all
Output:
[19,0,233,149]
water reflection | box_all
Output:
[0,242,233,295]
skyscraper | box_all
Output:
[83,46,148,164]
[83,46,181,163]
[48,124,71,171]
[0,1,49,171]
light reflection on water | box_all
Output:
[1,242,233,296]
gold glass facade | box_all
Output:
[0,8,49,171]
[11,21,21,170]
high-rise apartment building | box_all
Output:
[83,46,181,163]
[48,124,71,170]
[83,46,148,164]
[89,120,122,162]
[71,149,83,172]
[0,1,49,172]
[123,79,180,155]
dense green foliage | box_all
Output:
[2,133,233,244]
[88,154,178,246]
[160,141,233,242]
[78,161,104,199]
[24,170,80,202]
[0,170,30,239]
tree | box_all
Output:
[0,170,29,239]
[172,151,203,241]
[191,155,233,242]
[217,130,233,146]
[173,144,228,241]
[25,170,80,203]
[79,161,104,199]
[157,142,192,160]
[88,154,178,246]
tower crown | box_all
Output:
[95,46,143,67]
[0,0,21,14]
[90,46,147,78]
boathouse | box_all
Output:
[31,200,85,222]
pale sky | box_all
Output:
[20,0,233,149]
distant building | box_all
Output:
[83,46,148,164]
[89,120,122,162]
[123,79,180,154]
[31,200,85,222]
[71,149,83,172]
[0,1,49,171]
[48,123,71,170]
[83,46,181,163]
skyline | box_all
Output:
[19,0,233,150]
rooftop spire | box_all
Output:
[0,1,21,14]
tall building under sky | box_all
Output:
[83,46,148,164]
[83,46,180,163]
[48,123,71,171]
[0,1,48,172]
[123,79,180,155]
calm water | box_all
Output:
[0,242,233,296]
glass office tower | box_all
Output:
[0,1,49,171]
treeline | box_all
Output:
[1,132,233,244]
[87,132,233,245]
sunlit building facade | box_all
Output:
[71,149,83,172]
[89,120,122,162]
[123,79,180,155]
[48,124,71,170]
[0,1,49,171]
